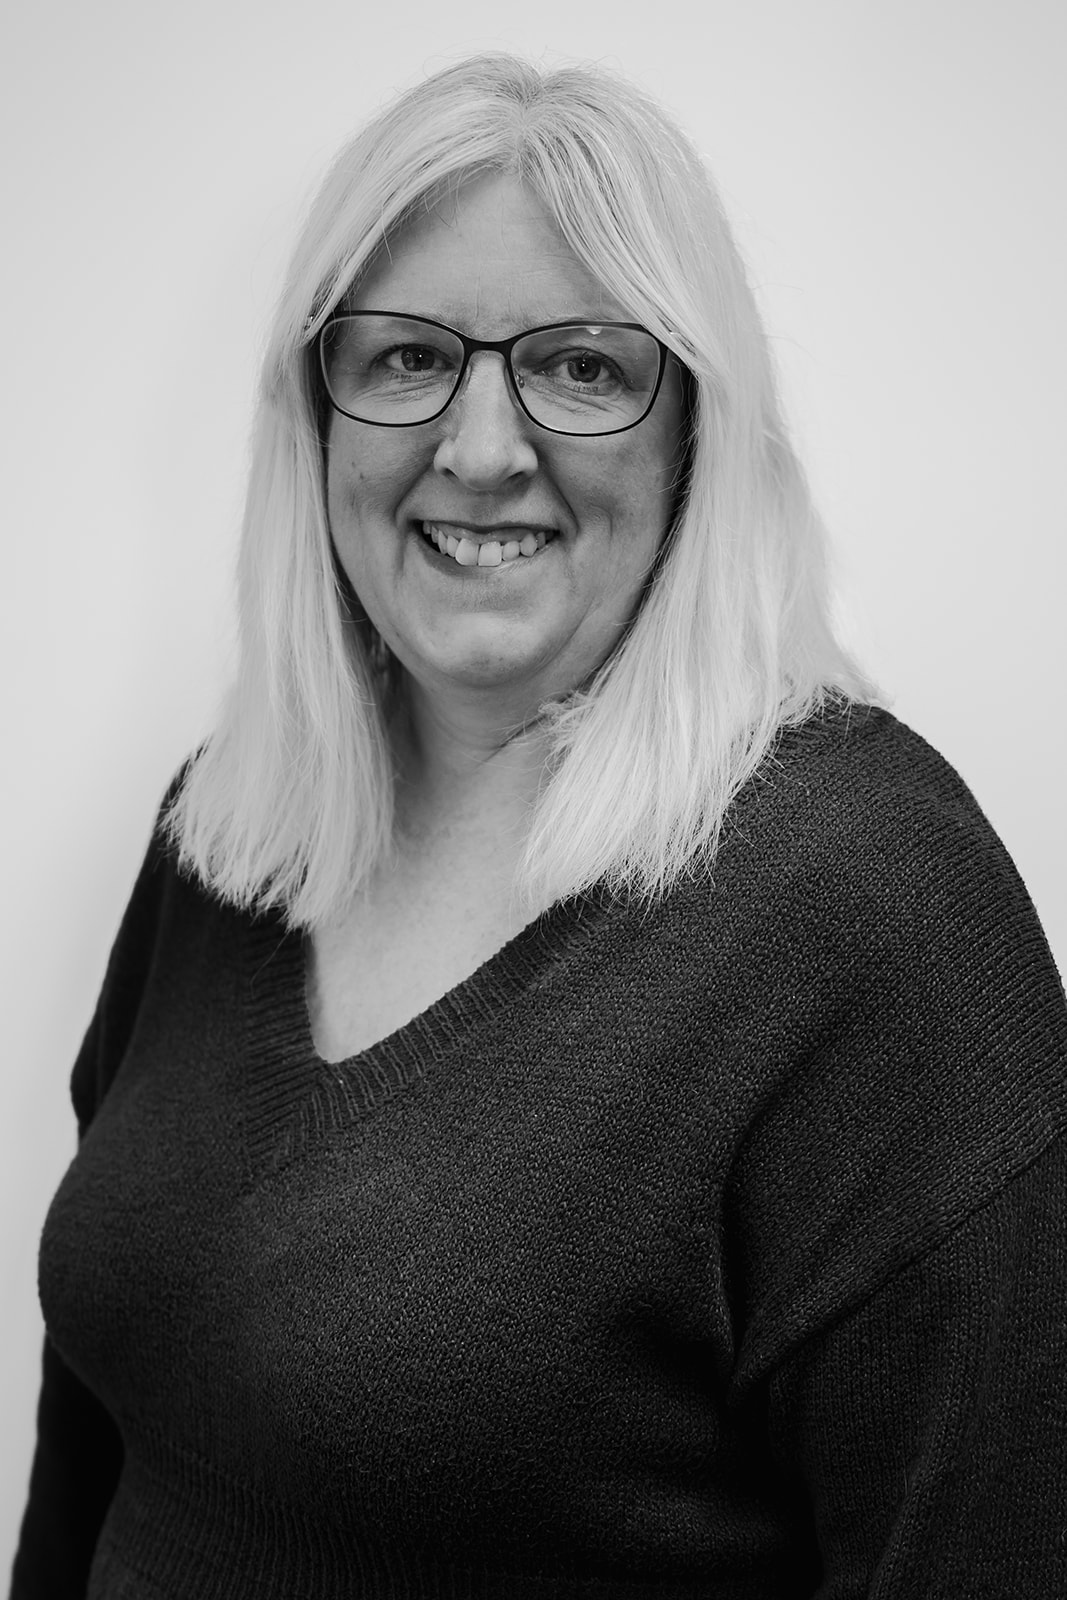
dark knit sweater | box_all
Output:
[11,707,1067,1599]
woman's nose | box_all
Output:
[432,353,538,487]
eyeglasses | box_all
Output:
[317,312,669,437]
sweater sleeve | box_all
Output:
[9,1338,125,1600]
[722,714,1067,1595]
[9,820,173,1600]
[767,1134,1067,1598]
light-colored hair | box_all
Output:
[168,53,874,928]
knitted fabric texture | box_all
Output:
[12,707,1067,1599]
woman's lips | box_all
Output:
[419,521,555,568]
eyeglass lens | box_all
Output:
[320,315,663,435]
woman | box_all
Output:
[12,53,1067,1600]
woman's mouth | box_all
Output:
[419,521,555,568]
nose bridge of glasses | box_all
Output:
[452,343,524,418]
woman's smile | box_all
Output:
[418,521,555,568]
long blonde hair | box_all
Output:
[168,53,874,927]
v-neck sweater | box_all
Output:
[12,705,1067,1599]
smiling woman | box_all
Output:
[11,51,1067,1600]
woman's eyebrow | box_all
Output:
[361,303,627,330]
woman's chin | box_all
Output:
[426,648,559,700]
[402,624,582,709]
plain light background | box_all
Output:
[2,0,1064,1565]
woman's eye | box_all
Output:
[385,345,441,373]
[564,353,608,385]
[538,349,626,390]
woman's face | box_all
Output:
[326,172,685,715]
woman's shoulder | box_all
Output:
[673,701,1067,1178]
[705,702,1062,1030]
[717,702,1032,919]
[749,701,996,851]
[69,764,236,1132]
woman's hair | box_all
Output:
[168,52,875,928]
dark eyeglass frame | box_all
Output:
[317,311,671,437]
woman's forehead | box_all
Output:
[350,172,630,334]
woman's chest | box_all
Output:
[307,866,543,1061]
[41,949,739,1521]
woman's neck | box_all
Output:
[390,677,552,857]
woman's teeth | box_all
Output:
[422,522,550,567]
